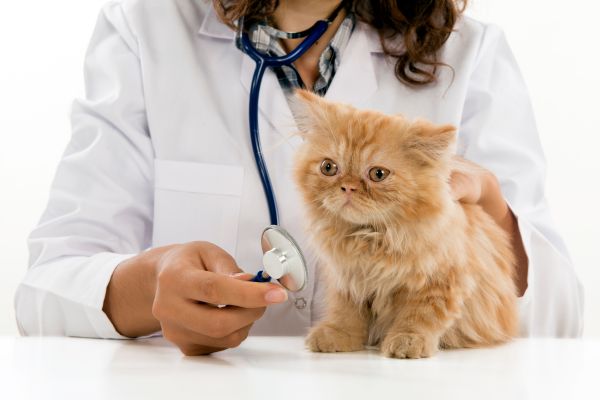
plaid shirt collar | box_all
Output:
[236,13,355,96]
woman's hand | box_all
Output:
[449,157,529,296]
[449,157,498,207]
[103,241,288,355]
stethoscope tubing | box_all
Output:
[240,20,329,226]
[238,1,346,285]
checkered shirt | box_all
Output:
[236,13,355,97]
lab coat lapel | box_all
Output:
[239,55,297,141]
[198,11,381,137]
[198,7,297,144]
[197,6,235,40]
[325,21,380,106]
[238,21,381,132]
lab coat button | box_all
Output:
[294,297,307,310]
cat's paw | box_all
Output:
[305,324,365,353]
[380,332,438,359]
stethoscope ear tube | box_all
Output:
[259,0,348,40]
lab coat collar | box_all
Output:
[197,5,236,40]
[199,6,381,138]
[324,21,380,104]
[236,20,380,139]
[196,5,383,54]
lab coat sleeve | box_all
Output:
[458,23,584,337]
[14,2,153,338]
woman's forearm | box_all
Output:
[480,174,529,296]
[102,247,168,337]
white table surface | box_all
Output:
[1,336,599,400]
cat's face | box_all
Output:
[292,90,456,226]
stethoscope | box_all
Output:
[237,1,347,291]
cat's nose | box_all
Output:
[341,183,357,193]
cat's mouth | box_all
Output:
[335,198,369,224]
[340,198,362,215]
[342,198,354,207]
[323,196,369,224]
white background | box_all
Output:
[0,0,598,337]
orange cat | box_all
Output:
[292,90,518,359]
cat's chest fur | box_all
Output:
[322,233,417,345]
[317,220,466,343]
[321,225,446,300]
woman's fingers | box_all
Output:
[449,156,492,204]
[177,241,288,307]
[161,321,253,356]
[194,241,246,276]
[157,297,265,339]
[450,170,471,201]
[229,272,255,281]
[450,170,483,204]
[181,269,287,308]
[153,241,284,355]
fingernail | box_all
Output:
[265,288,288,303]
[229,272,247,277]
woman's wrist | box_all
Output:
[477,172,529,296]
[103,247,171,337]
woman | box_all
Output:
[15,0,583,355]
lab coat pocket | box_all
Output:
[152,159,244,256]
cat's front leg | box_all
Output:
[306,290,368,353]
[381,284,462,359]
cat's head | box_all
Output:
[292,90,456,227]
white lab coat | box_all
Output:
[15,0,584,338]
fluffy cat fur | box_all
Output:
[292,90,518,359]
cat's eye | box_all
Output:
[320,159,338,176]
[368,167,390,182]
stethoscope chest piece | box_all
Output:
[260,226,307,292]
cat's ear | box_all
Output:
[405,120,456,165]
[290,89,334,136]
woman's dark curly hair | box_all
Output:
[213,0,467,86]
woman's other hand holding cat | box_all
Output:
[449,156,499,207]
[449,156,529,296]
